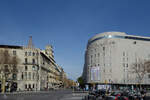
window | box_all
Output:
[91,55,93,59]
[25,84,27,89]
[47,76,48,81]
[123,52,125,56]
[28,52,31,56]
[147,69,150,73]
[13,65,16,72]
[123,63,125,67]
[37,66,39,70]
[25,66,28,71]
[33,52,35,56]
[112,41,115,44]
[98,53,100,57]
[36,52,39,56]
[32,66,35,70]
[133,41,137,44]
[12,74,17,80]
[148,74,150,78]
[109,79,111,82]
[123,58,125,62]
[25,58,28,63]
[25,72,27,80]
[110,69,112,73]
[125,36,150,41]
[33,84,35,88]
[28,84,31,89]
[103,52,105,56]
[126,64,128,67]
[33,72,35,80]
[103,47,105,51]
[37,74,39,80]
[21,72,24,80]
[13,50,16,55]
[110,63,111,66]
[4,65,9,73]
[32,59,35,64]
[25,52,27,56]
[29,72,31,80]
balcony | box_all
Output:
[23,62,38,66]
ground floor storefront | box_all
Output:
[84,83,150,91]
[0,81,17,93]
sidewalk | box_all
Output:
[0,89,70,96]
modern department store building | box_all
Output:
[82,32,150,89]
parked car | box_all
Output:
[106,91,128,100]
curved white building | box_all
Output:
[83,32,150,88]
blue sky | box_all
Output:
[0,0,150,80]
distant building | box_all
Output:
[83,32,150,89]
[0,36,66,91]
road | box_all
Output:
[0,90,88,100]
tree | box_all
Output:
[0,49,20,93]
[77,76,85,89]
[130,59,150,88]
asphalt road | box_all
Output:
[0,90,87,100]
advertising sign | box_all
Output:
[91,67,100,81]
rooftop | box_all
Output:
[0,45,23,49]
[88,31,126,42]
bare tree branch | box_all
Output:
[0,49,20,80]
[130,59,150,84]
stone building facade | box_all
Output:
[0,37,66,91]
[83,32,150,88]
